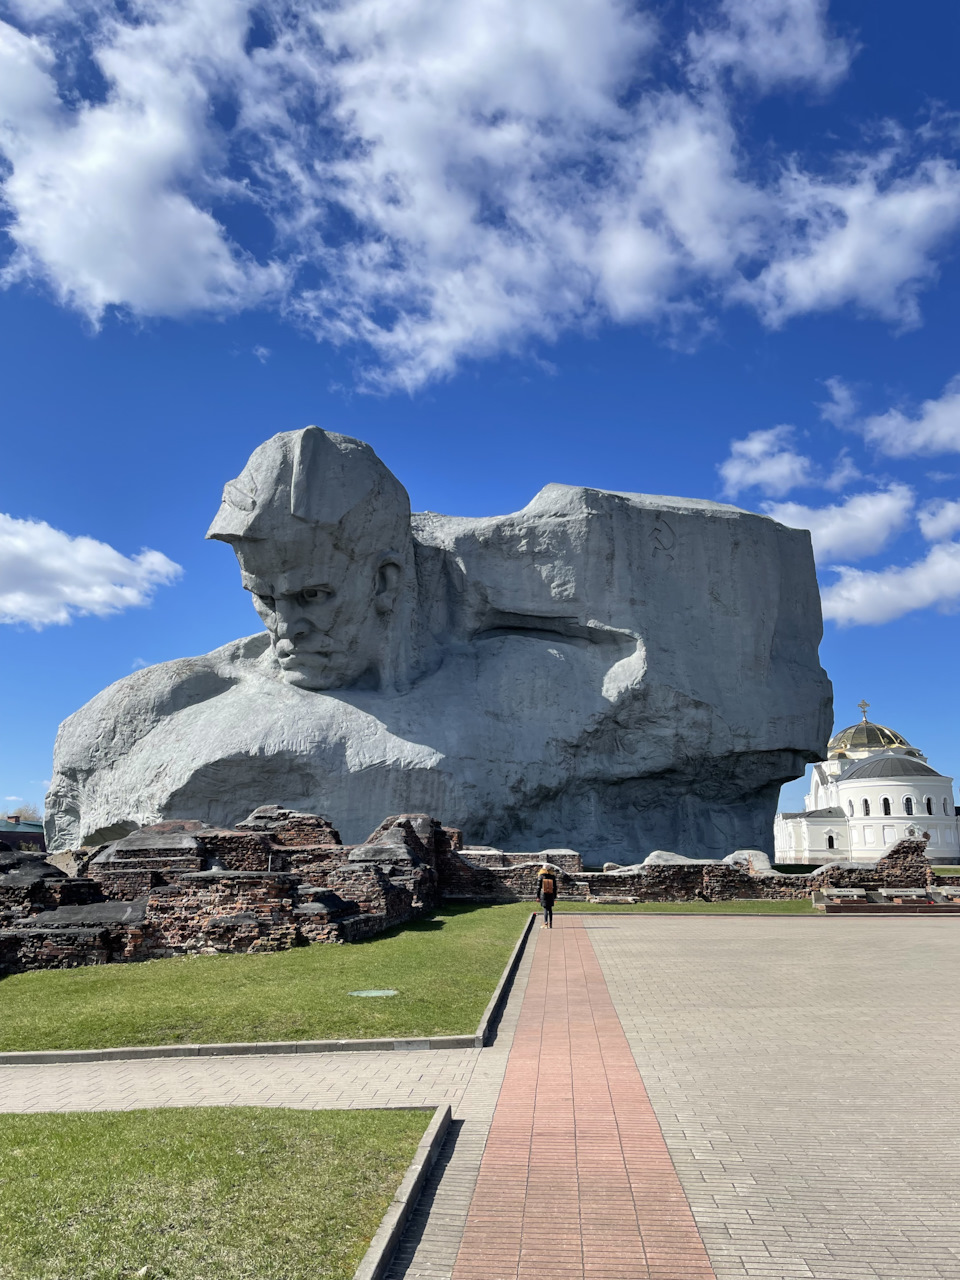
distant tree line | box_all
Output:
[1,802,43,823]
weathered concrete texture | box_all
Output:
[46,428,831,861]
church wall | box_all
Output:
[777,731,960,865]
[774,814,845,864]
[838,775,959,862]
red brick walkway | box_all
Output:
[451,916,717,1280]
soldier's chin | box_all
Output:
[277,653,340,690]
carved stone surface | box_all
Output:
[46,427,832,860]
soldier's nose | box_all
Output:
[274,606,310,640]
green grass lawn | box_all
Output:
[932,866,960,875]
[553,899,816,914]
[0,903,530,1053]
[0,1107,427,1280]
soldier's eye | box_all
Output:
[258,595,276,611]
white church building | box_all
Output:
[774,702,960,865]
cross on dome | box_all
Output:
[857,699,870,722]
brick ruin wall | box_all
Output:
[0,880,54,921]
[0,924,131,973]
[439,840,934,903]
[1,875,106,922]
[87,869,169,900]
[0,812,446,974]
[0,813,941,977]
[137,874,301,958]
[195,831,278,872]
[457,850,585,874]
[234,807,343,848]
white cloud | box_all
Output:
[4,0,67,18]
[763,484,914,560]
[861,375,960,457]
[821,539,960,625]
[918,498,960,543]
[0,512,182,628]
[0,1,958,388]
[818,375,857,427]
[689,0,853,93]
[822,448,861,490]
[738,375,960,625]
[718,425,813,498]
[0,14,284,318]
[739,157,960,328]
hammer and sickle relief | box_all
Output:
[650,513,677,560]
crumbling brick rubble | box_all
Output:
[0,818,939,977]
[235,806,343,848]
[438,840,934,903]
[0,809,444,974]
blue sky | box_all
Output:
[1,0,958,821]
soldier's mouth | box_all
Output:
[278,648,336,665]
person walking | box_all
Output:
[537,864,558,929]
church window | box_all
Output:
[945,797,952,816]
[847,800,854,817]
[925,796,934,815]
[862,798,870,816]
[882,797,891,816]
[903,796,914,816]
[826,835,835,850]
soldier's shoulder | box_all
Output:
[55,634,271,759]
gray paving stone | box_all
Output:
[588,916,960,1280]
[383,939,535,1280]
[0,1048,479,1114]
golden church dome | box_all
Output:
[828,720,911,755]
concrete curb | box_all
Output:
[352,1103,451,1280]
[474,907,536,1046]
[565,910,824,918]
[0,911,537,1066]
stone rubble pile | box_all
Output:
[0,813,936,976]
[445,840,935,903]
[0,808,457,975]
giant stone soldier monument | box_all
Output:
[46,427,832,860]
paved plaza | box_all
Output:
[2,914,959,1279]
[450,919,714,1280]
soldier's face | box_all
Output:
[237,539,402,691]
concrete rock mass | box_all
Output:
[46,427,832,860]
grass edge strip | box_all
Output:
[352,1104,452,1280]
[0,911,537,1066]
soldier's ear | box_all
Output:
[374,557,402,613]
